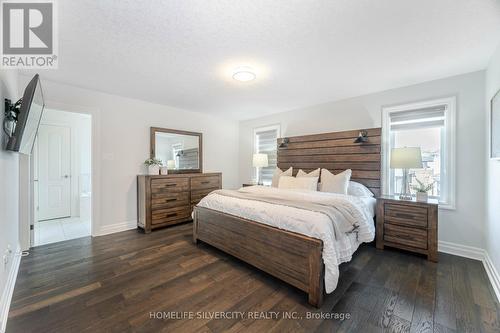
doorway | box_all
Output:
[32,109,92,246]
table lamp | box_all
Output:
[390,147,423,200]
[252,153,268,185]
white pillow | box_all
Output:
[271,167,293,187]
[296,168,320,178]
[348,181,374,197]
[278,176,319,191]
[319,169,352,194]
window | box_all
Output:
[170,142,183,168]
[382,97,456,209]
[254,125,280,185]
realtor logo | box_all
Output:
[1,0,58,68]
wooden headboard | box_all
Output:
[277,128,381,196]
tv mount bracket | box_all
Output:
[3,98,22,138]
[5,98,22,118]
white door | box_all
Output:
[32,137,38,245]
[38,124,71,220]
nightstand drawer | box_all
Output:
[385,203,428,228]
[384,215,427,229]
[384,223,427,250]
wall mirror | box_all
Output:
[150,127,203,173]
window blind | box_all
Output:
[390,105,446,131]
[255,128,278,184]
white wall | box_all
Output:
[485,44,500,281]
[19,76,240,234]
[38,109,92,218]
[0,70,20,332]
[239,71,486,249]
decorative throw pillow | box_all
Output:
[278,176,319,191]
[319,169,352,194]
[296,168,320,178]
[348,181,374,197]
[271,167,293,187]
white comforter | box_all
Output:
[197,185,376,293]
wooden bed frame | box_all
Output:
[193,127,381,307]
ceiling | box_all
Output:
[25,0,500,120]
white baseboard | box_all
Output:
[0,244,21,333]
[94,220,136,236]
[438,240,485,261]
[483,251,500,303]
[439,240,500,302]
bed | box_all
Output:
[193,128,381,307]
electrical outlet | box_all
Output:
[3,254,8,265]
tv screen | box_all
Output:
[5,74,45,155]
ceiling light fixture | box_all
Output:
[232,67,256,82]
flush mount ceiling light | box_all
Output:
[232,67,256,82]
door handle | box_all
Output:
[63,175,70,179]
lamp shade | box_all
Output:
[390,147,423,169]
[252,153,269,168]
[166,160,176,169]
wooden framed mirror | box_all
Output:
[150,127,203,173]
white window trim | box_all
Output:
[253,124,281,182]
[381,97,456,210]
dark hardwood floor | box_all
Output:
[7,223,500,333]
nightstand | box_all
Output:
[376,195,438,262]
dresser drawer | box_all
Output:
[151,205,191,225]
[384,223,428,250]
[151,178,189,193]
[384,203,428,228]
[151,192,189,209]
[191,188,217,204]
[191,176,220,190]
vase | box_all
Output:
[416,192,428,202]
[160,166,168,175]
[148,165,160,175]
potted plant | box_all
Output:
[411,178,434,202]
[144,158,162,175]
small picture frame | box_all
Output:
[491,89,500,159]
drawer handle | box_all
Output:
[166,213,177,218]
[200,181,210,184]
[166,198,177,202]
[165,184,176,187]
[397,213,413,219]
[398,234,413,240]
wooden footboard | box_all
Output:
[193,206,325,307]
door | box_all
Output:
[31,137,38,245]
[38,124,71,220]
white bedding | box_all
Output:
[197,185,376,293]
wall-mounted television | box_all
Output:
[3,74,45,155]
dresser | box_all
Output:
[376,195,438,262]
[137,173,221,233]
